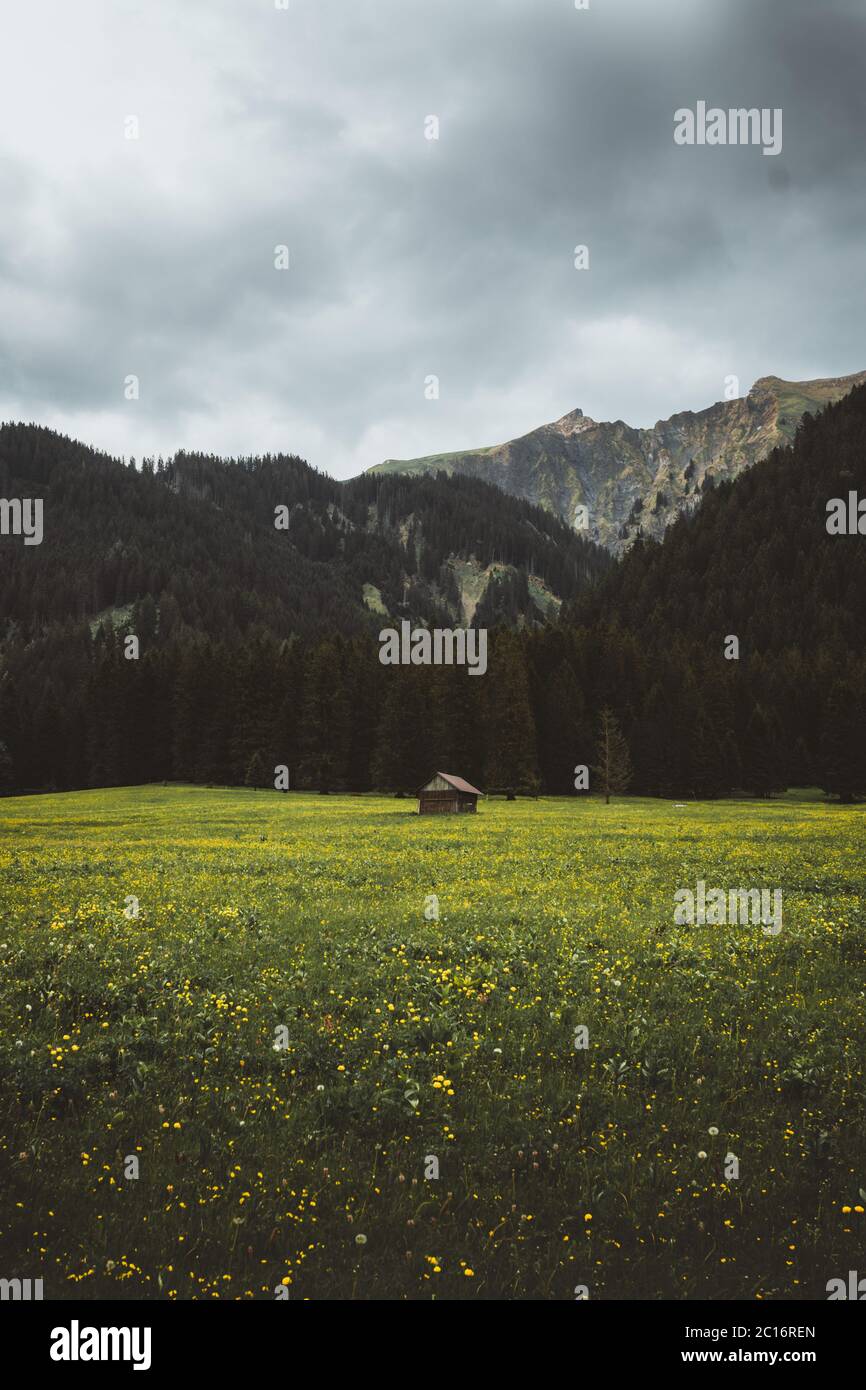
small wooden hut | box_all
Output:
[417,772,483,815]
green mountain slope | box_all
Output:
[0,423,610,644]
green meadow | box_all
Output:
[0,786,864,1300]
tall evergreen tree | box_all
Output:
[483,632,539,794]
[245,750,267,790]
[593,706,633,804]
[298,639,351,791]
[819,680,866,802]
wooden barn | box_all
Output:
[417,772,483,815]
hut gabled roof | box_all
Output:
[418,772,484,797]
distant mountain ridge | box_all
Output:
[0,422,609,644]
[370,371,866,551]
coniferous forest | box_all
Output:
[1,384,865,802]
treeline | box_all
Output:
[1,383,866,802]
[1,619,863,800]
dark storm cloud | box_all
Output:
[0,0,864,475]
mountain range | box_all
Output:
[3,371,864,648]
[1,380,865,797]
[370,371,866,552]
[0,424,608,643]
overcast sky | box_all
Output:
[1,0,864,478]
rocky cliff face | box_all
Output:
[370,372,866,552]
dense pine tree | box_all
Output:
[483,632,539,794]
[245,751,268,790]
[592,707,633,804]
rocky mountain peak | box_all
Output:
[369,371,866,552]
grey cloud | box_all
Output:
[0,0,864,473]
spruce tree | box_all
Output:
[245,750,267,790]
[0,740,14,793]
[593,706,633,804]
[298,638,351,792]
[483,631,539,795]
[819,681,865,802]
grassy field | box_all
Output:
[1,786,864,1301]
